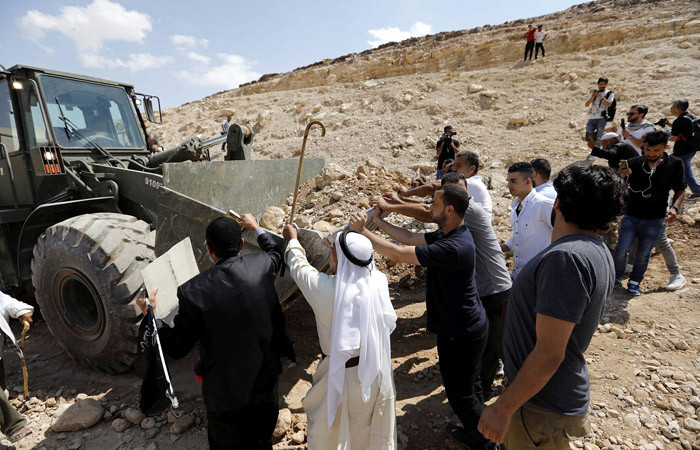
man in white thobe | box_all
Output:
[283,225,397,450]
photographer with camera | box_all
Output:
[585,77,614,149]
[436,126,460,180]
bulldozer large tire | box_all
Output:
[31,213,155,374]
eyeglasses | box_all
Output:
[626,112,638,116]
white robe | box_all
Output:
[0,290,34,359]
[285,239,396,450]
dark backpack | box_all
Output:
[685,113,700,151]
[602,91,616,122]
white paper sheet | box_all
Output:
[141,237,199,326]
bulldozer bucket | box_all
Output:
[161,158,325,217]
[156,155,329,304]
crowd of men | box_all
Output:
[0,76,696,449]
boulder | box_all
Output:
[125,407,145,425]
[509,115,527,126]
[273,408,292,437]
[112,418,130,432]
[260,207,285,230]
[170,414,195,434]
[312,221,335,233]
[50,399,104,432]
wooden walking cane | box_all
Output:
[289,121,326,225]
[20,319,30,397]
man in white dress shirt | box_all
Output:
[530,158,557,201]
[283,225,397,449]
[501,162,554,278]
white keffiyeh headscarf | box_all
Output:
[327,231,397,430]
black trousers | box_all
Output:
[524,41,535,60]
[480,289,509,400]
[535,42,546,58]
[206,381,279,450]
[437,322,489,446]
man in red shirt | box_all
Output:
[524,25,536,61]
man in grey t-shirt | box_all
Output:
[478,164,625,449]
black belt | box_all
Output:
[322,354,360,368]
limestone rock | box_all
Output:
[291,430,306,444]
[623,413,640,428]
[683,417,700,432]
[468,84,484,93]
[273,408,292,437]
[256,110,273,128]
[509,114,526,126]
[50,399,104,432]
[661,421,680,440]
[679,215,695,226]
[112,418,130,432]
[125,407,145,425]
[260,206,285,230]
[141,417,156,430]
[312,220,335,233]
[170,414,194,434]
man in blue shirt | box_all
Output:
[350,184,495,449]
[478,164,625,449]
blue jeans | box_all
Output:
[586,118,607,148]
[436,168,444,180]
[671,151,700,195]
[614,216,665,283]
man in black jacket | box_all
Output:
[138,214,294,449]
[589,132,639,169]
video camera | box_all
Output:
[653,117,668,127]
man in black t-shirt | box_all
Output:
[350,185,495,450]
[669,99,700,199]
[436,126,460,179]
[613,130,686,295]
[478,164,625,449]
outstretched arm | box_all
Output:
[349,213,421,265]
[371,196,432,223]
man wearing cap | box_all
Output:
[589,132,639,169]
[352,185,497,449]
[283,224,397,449]
[137,214,295,450]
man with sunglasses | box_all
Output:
[621,105,655,154]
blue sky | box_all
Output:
[1,0,582,108]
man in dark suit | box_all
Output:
[137,214,295,449]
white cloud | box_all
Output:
[170,34,209,49]
[125,53,174,71]
[185,52,211,65]
[367,21,432,47]
[18,0,171,71]
[174,53,261,89]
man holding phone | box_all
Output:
[613,131,686,296]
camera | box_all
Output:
[444,131,457,138]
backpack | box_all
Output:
[602,91,616,122]
[684,113,700,151]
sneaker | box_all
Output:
[625,263,634,274]
[445,424,500,450]
[627,281,641,296]
[666,273,686,291]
